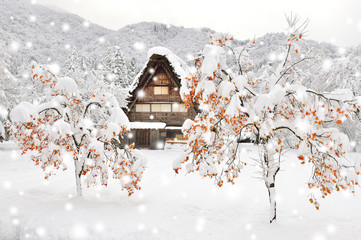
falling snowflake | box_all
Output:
[137,90,145,98]
[9,206,18,215]
[137,223,145,231]
[62,23,70,32]
[3,180,12,189]
[245,223,252,230]
[338,47,346,55]
[327,224,336,233]
[65,202,73,211]
[98,37,105,43]
[157,141,164,149]
[71,224,88,239]
[29,15,36,22]
[48,63,60,75]
[94,222,105,233]
[36,227,46,237]
[10,42,20,52]
[138,204,146,213]
[133,42,145,51]
[186,54,194,61]
[12,219,20,225]
[83,21,90,28]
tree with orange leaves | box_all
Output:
[9,64,146,197]
[175,16,361,223]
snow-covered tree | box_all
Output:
[306,47,361,151]
[103,45,132,88]
[10,63,146,197]
[127,57,136,82]
[0,41,20,141]
[175,16,361,223]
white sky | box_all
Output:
[37,0,361,47]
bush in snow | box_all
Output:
[175,16,361,223]
[9,64,146,197]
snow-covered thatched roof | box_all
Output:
[129,46,190,93]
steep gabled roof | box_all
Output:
[127,47,190,109]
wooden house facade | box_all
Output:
[125,47,197,149]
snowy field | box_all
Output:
[1,144,361,240]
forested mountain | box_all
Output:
[0,0,352,74]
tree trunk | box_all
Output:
[263,147,280,223]
[74,158,83,197]
[266,172,277,223]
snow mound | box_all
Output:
[54,77,77,93]
[10,102,38,122]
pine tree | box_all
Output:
[127,57,136,86]
[103,45,131,88]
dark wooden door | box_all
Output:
[135,130,150,147]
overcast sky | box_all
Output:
[37,0,361,47]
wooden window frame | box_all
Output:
[154,86,169,95]
[135,104,151,112]
[151,103,172,112]
[172,103,187,112]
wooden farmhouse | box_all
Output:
[125,47,197,149]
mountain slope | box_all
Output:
[0,0,111,67]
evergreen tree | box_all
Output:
[103,45,131,88]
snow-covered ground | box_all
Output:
[1,144,361,240]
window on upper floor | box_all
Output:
[153,72,171,85]
[154,86,169,95]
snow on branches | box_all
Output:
[9,64,146,197]
[176,16,361,223]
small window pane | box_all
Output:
[172,103,180,112]
[151,104,161,112]
[136,104,150,112]
[172,103,187,112]
[179,104,188,112]
[161,104,171,112]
